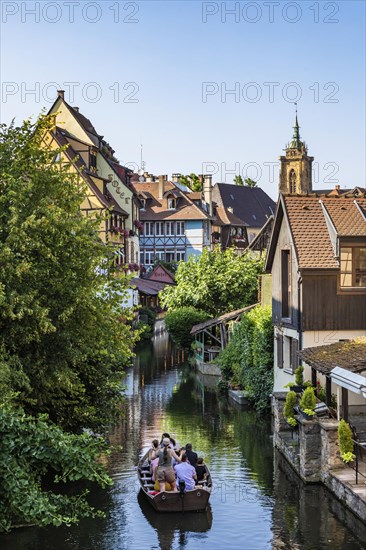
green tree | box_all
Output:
[160,247,264,316]
[164,307,210,348]
[0,401,112,532]
[0,116,138,432]
[234,175,244,185]
[179,173,202,192]
[244,178,257,187]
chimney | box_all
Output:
[172,173,181,184]
[203,174,213,216]
[335,184,340,191]
[57,90,65,100]
[158,175,165,199]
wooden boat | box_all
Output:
[137,451,212,512]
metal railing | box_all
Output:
[350,439,366,485]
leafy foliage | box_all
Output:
[244,178,257,187]
[136,307,157,340]
[295,366,304,386]
[0,402,112,532]
[0,116,138,433]
[164,307,210,349]
[299,387,316,413]
[233,175,244,185]
[179,173,202,192]
[284,391,297,421]
[217,305,273,412]
[338,419,355,462]
[160,247,264,316]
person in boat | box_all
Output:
[152,437,181,492]
[174,453,197,491]
[185,443,198,467]
[195,457,207,482]
[149,440,160,482]
[160,432,176,448]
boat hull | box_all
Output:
[138,451,212,513]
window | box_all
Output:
[340,247,366,288]
[155,251,165,261]
[166,222,175,236]
[89,153,97,171]
[176,222,185,236]
[283,337,298,374]
[140,252,144,265]
[176,250,185,262]
[155,222,164,236]
[277,335,283,369]
[145,251,154,265]
[281,250,290,318]
[145,222,154,236]
[165,251,175,263]
[167,198,176,209]
[289,169,296,193]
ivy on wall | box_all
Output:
[218,305,273,412]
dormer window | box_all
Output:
[168,197,176,210]
[340,246,366,288]
[140,199,146,209]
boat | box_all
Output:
[137,451,212,512]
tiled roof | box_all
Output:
[268,195,366,271]
[214,206,248,227]
[130,277,168,296]
[132,181,210,221]
[323,199,366,236]
[284,196,338,269]
[52,128,128,216]
[212,183,276,228]
[298,338,366,374]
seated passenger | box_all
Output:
[149,439,159,462]
[160,432,175,448]
[174,454,197,491]
[195,457,207,482]
[185,443,198,467]
[152,437,181,492]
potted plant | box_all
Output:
[338,419,355,464]
[284,390,298,428]
[299,386,316,419]
[292,366,305,393]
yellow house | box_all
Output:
[46,90,141,267]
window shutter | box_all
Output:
[291,339,299,373]
[277,336,283,369]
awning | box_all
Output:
[330,367,366,397]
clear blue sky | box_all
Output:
[1,0,365,199]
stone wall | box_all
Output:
[272,391,366,524]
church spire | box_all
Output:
[279,106,314,195]
[288,103,303,149]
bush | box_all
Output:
[164,307,210,349]
[137,307,157,340]
[284,391,297,421]
[299,386,316,413]
[338,419,355,462]
[295,366,304,386]
[217,305,273,413]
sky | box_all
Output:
[0,0,365,199]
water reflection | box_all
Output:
[1,332,365,549]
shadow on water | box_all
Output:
[137,491,212,550]
[1,333,366,549]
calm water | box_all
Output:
[1,333,366,550]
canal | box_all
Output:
[1,333,366,550]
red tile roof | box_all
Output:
[266,194,366,271]
[132,181,210,221]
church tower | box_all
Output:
[279,112,313,194]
